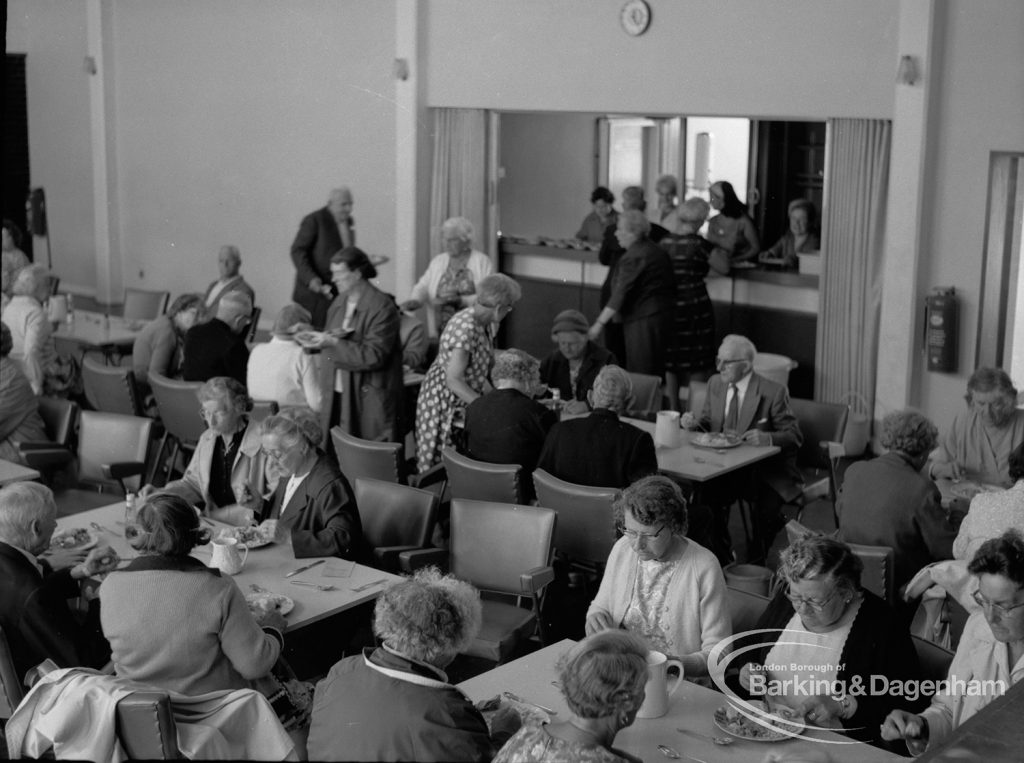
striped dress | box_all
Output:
[662,233,716,374]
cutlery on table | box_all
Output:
[676,728,734,746]
[90,521,120,537]
[351,578,388,593]
[502,691,557,715]
[656,745,681,759]
[285,559,325,578]
[692,456,726,468]
[249,584,270,593]
[290,580,337,591]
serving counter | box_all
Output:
[498,238,819,399]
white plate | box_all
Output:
[245,592,295,617]
[50,528,99,551]
[691,433,742,450]
[227,526,275,549]
[714,702,805,742]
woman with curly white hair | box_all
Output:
[258,406,361,559]
[308,568,520,761]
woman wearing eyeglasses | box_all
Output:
[738,535,922,748]
[585,475,729,679]
[883,529,1024,755]
[414,273,521,473]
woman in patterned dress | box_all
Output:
[585,475,730,679]
[414,273,521,473]
[661,197,717,407]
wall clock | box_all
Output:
[620,0,651,37]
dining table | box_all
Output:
[0,458,41,486]
[459,639,903,763]
[52,310,147,363]
[56,501,401,631]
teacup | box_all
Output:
[637,650,684,718]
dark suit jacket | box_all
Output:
[838,451,956,593]
[465,388,557,472]
[697,371,803,501]
[262,454,363,560]
[182,318,249,385]
[0,542,110,681]
[290,207,354,328]
[537,408,657,489]
[320,285,403,443]
[539,342,617,403]
[606,238,675,323]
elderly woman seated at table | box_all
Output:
[883,529,1024,755]
[586,475,729,678]
[100,492,285,696]
[132,292,203,392]
[928,367,1024,488]
[739,535,922,747]
[1,264,77,397]
[246,302,325,413]
[308,567,520,762]
[494,630,648,763]
[953,442,1024,561]
[0,322,46,464]
[539,309,617,415]
[838,409,956,599]
[464,348,556,500]
[258,407,362,559]
[402,216,494,338]
[140,377,273,525]
[202,244,255,318]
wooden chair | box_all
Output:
[788,398,849,526]
[149,373,204,482]
[354,477,438,572]
[0,627,24,721]
[625,371,662,420]
[442,447,524,504]
[400,499,556,663]
[726,585,772,634]
[847,541,895,605]
[122,288,170,321]
[532,468,617,575]
[331,426,405,483]
[82,356,142,415]
[115,691,182,759]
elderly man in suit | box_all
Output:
[202,245,255,319]
[0,482,117,682]
[182,290,252,385]
[290,187,356,328]
[682,334,803,556]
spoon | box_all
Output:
[677,728,734,746]
[90,521,120,537]
[657,745,681,759]
[290,580,337,591]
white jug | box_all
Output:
[654,410,682,449]
[210,536,248,576]
[637,650,684,718]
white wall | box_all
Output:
[424,0,898,119]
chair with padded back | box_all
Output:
[624,372,662,421]
[847,541,895,605]
[149,373,205,483]
[442,447,524,505]
[684,379,708,415]
[726,585,772,635]
[912,635,955,684]
[122,288,170,321]
[16,398,79,487]
[400,499,556,664]
[82,355,143,416]
[249,400,279,424]
[354,477,438,572]
[332,426,404,484]
[0,626,24,721]
[787,398,849,526]
[115,691,182,759]
[532,468,617,575]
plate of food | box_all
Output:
[714,702,804,742]
[949,481,1001,501]
[50,527,99,551]
[227,524,275,549]
[691,432,742,449]
[245,592,294,618]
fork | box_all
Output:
[90,521,121,537]
[290,580,337,591]
[351,578,388,592]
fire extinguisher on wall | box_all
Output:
[925,287,958,373]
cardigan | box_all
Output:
[586,535,730,675]
[99,555,281,697]
[246,336,326,413]
[407,250,493,337]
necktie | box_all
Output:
[725,384,739,432]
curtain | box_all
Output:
[815,119,891,423]
[429,108,488,272]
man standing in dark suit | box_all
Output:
[537,365,657,489]
[682,334,803,555]
[182,290,252,385]
[0,483,116,682]
[290,187,355,328]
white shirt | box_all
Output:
[280,471,310,517]
[333,296,360,393]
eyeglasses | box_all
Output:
[716,357,746,369]
[480,301,513,315]
[262,447,288,462]
[622,524,665,542]
[971,590,1024,618]
[785,586,842,612]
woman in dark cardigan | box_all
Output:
[735,535,924,748]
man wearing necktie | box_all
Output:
[290,187,356,328]
[681,334,803,560]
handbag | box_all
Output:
[253,652,315,731]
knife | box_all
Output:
[285,559,325,578]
